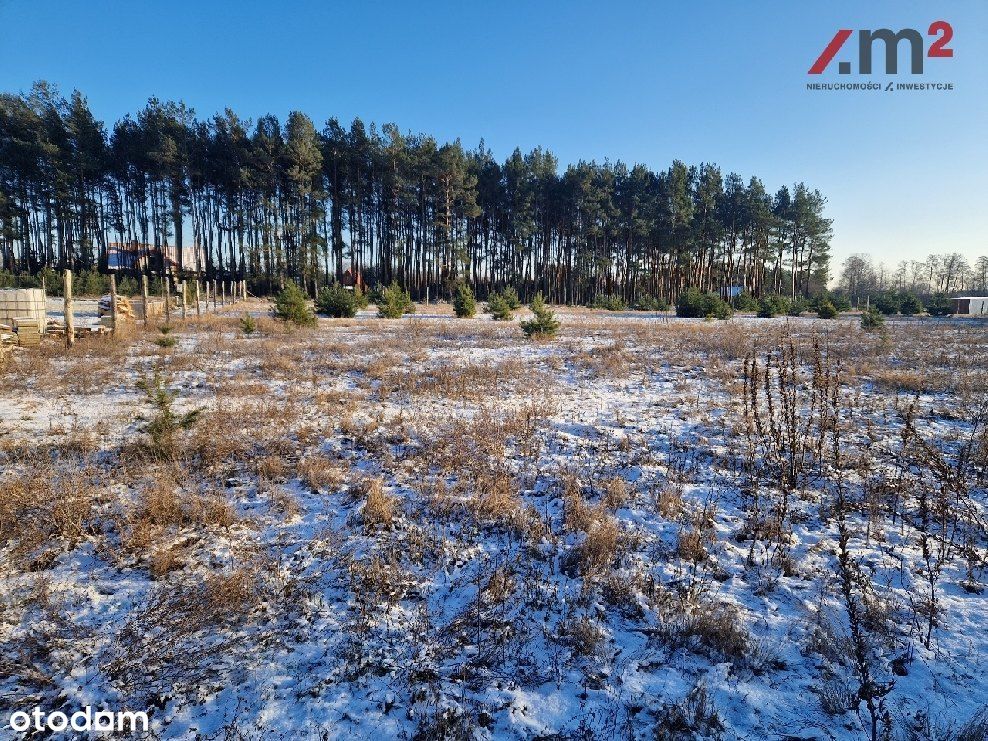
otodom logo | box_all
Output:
[809,22,954,75]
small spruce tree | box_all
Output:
[817,300,839,319]
[377,281,415,318]
[273,282,316,326]
[501,286,522,310]
[452,281,477,318]
[520,292,560,339]
[486,292,513,321]
[316,283,358,318]
[861,308,885,330]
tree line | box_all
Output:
[839,252,988,306]
[1,82,834,302]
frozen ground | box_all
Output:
[0,302,986,740]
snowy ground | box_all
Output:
[0,302,986,740]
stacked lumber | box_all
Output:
[13,317,41,347]
[98,294,137,320]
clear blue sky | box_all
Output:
[1,0,986,274]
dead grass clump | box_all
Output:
[678,602,750,660]
[569,516,622,577]
[558,615,605,657]
[122,475,236,558]
[361,479,396,529]
[348,554,412,609]
[0,466,100,564]
[602,476,630,509]
[298,455,347,492]
[653,683,724,740]
[106,568,263,705]
[654,482,685,519]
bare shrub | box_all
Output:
[653,683,724,740]
[361,479,396,529]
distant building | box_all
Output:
[108,241,203,273]
[951,297,988,315]
[341,269,366,291]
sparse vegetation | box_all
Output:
[0,305,985,740]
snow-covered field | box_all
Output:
[1,303,986,740]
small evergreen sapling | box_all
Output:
[925,293,952,317]
[376,281,415,318]
[316,283,358,318]
[486,292,513,321]
[240,313,257,334]
[501,286,522,310]
[520,292,560,339]
[136,372,203,459]
[452,281,476,318]
[861,308,885,330]
[899,293,923,316]
[816,300,839,319]
[273,282,316,326]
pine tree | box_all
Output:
[273,282,316,326]
[520,292,560,338]
[452,281,476,318]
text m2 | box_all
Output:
[808,22,953,75]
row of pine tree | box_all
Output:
[0,82,832,302]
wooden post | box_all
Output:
[109,273,118,336]
[221,280,226,307]
[181,281,187,321]
[212,279,218,311]
[242,280,247,301]
[164,274,171,324]
[141,274,150,324]
[195,279,201,317]
[64,269,74,349]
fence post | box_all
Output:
[195,279,201,317]
[212,279,218,311]
[141,274,150,325]
[164,274,172,324]
[109,273,118,336]
[64,269,74,349]
[181,281,187,321]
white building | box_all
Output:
[951,297,988,315]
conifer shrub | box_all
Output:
[520,292,560,339]
[316,283,358,318]
[486,292,513,321]
[452,281,477,318]
[872,291,901,315]
[136,372,203,459]
[353,285,369,309]
[756,294,790,318]
[240,313,256,335]
[376,281,415,318]
[899,292,923,316]
[733,291,759,311]
[861,308,885,330]
[591,293,626,311]
[634,294,670,311]
[273,282,316,326]
[501,286,522,310]
[925,293,952,317]
[676,288,733,319]
[788,296,810,316]
[816,300,839,319]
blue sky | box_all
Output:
[1,0,986,272]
